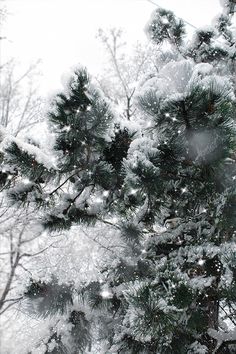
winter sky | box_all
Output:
[2,0,224,94]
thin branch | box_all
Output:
[20,243,55,259]
[82,229,118,256]
[49,171,80,196]
[97,217,121,229]
[0,298,22,316]
[2,296,23,304]
[18,263,33,276]
[219,304,236,326]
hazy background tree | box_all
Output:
[0,0,47,333]
[0,59,43,136]
[96,28,158,123]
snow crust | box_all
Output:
[0,126,56,170]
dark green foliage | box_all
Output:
[43,214,73,231]
[25,277,73,316]
[4,3,236,353]
[169,333,196,354]
[140,80,235,159]
[134,77,236,226]
[80,281,103,309]
[146,4,236,69]
[5,142,53,182]
[140,209,156,226]
[67,206,97,225]
[0,166,16,189]
[43,207,97,231]
[2,140,54,205]
[220,192,236,232]
[45,332,68,354]
[117,334,159,354]
[25,280,92,353]
[104,126,132,172]
[115,259,143,285]
[172,284,194,308]
[48,69,113,174]
[120,222,143,245]
[125,284,178,340]
[226,252,236,281]
[112,55,235,352]
[186,12,236,64]
[38,68,115,231]
[7,182,43,205]
[108,258,154,289]
[190,45,229,63]
[25,279,48,298]
[116,50,236,351]
[0,170,8,187]
[146,8,185,47]
[196,28,215,44]
[80,281,121,315]
[187,309,208,333]
[216,14,234,42]
[48,69,91,128]
[92,161,115,189]
[3,67,116,233]
[69,310,91,354]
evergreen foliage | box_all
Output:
[1,2,236,353]
[2,68,117,231]
[146,8,185,47]
[25,277,73,316]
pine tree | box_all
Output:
[1,2,236,354]
[3,68,117,229]
[0,68,120,353]
[0,64,141,353]
[102,5,236,353]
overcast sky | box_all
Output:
[2,0,223,94]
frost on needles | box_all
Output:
[0,2,236,354]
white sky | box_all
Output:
[2,0,223,94]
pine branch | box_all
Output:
[49,171,80,196]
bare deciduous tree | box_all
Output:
[0,60,43,137]
[0,201,55,316]
[96,28,158,121]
